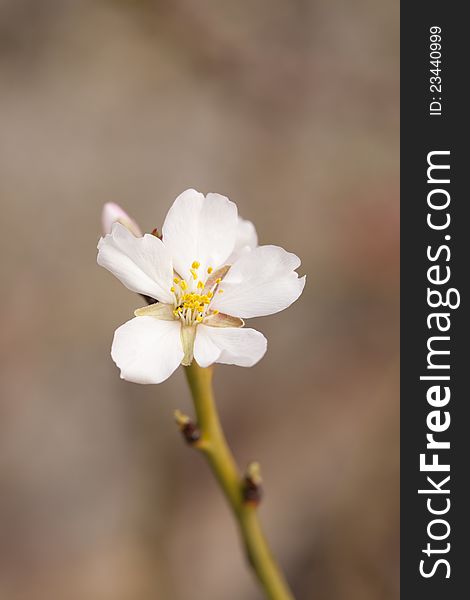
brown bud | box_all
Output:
[174,410,201,445]
[242,462,263,506]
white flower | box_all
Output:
[97,189,305,384]
[102,202,142,237]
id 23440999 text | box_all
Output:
[429,26,443,117]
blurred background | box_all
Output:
[0,1,399,599]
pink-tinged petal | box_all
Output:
[211,245,305,318]
[203,265,230,293]
[102,203,142,236]
[162,189,238,280]
[97,223,174,303]
[111,317,183,384]
[134,303,175,320]
[227,217,258,263]
[203,312,244,328]
[194,325,267,367]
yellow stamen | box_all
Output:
[173,277,180,284]
[172,284,215,325]
[218,289,224,294]
[216,278,222,284]
[170,286,175,293]
[191,261,200,269]
[213,309,219,315]
[207,266,213,274]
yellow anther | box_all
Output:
[190,269,198,280]
[170,286,175,293]
[173,277,180,284]
[218,289,224,294]
[213,309,219,315]
[207,266,213,274]
[180,280,188,290]
[172,288,213,325]
[216,278,222,284]
[191,261,200,269]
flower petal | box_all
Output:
[111,317,183,384]
[134,303,175,320]
[102,203,142,236]
[98,223,174,303]
[162,189,238,280]
[227,217,258,263]
[211,245,305,318]
[193,325,221,367]
[194,325,267,367]
[203,312,244,328]
[203,265,230,293]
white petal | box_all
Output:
[97,223,174,303]
[227,217,258,263]
[111,317,183,384]
[194,325,267,367]
[102,203,142,236]
[211,245,305,318]
[193,325,221,367]
[162,189,238,280]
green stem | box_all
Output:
[184,362,295,600]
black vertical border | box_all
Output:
[401,3,469,598]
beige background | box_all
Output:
[0,1,399,599]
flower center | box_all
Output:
[170,261,223,325]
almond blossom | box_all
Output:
[97,189,305,384]
[101,202,142,237]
